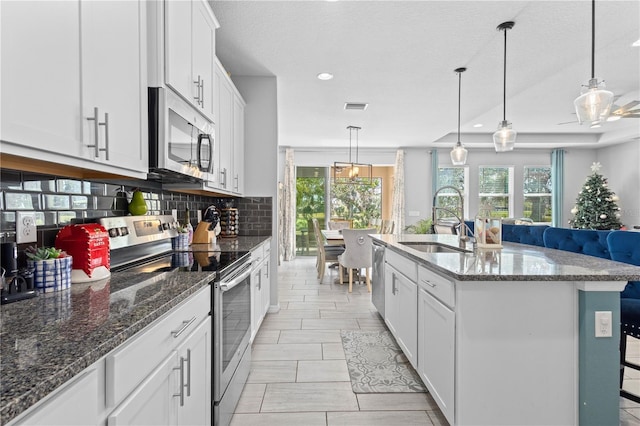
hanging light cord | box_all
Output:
[501,25,508,121]
[457,70,462,142]
[591,0,595,79]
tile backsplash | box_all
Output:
[0,169,272,247]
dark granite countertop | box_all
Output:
[0,235,270,425]
[372,234,640,283]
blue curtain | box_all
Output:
[431,150,439,196]
[551,149,565,227]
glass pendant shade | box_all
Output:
[574,79,614,126]
[493,120,517,152]
[450,141,467,165]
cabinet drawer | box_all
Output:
[418,265,454,308]
[386,248,417,282]
[106,286,210,408]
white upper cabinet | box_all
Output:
[232,95,245,195]
[0,0,148,179]
[165,0,217,121]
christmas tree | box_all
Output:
[569,162,622,230]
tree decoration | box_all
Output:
[568,162,622,230]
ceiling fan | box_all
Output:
[558,98,640,125]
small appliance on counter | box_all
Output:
[1,241,36,304]
[55,224,111,283]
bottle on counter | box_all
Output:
[185,207,194,245]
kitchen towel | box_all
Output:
[341,330,426,393]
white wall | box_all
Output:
[597,140,640,229]
[403,148,432,228]
[290,148,396,167]
[233,75,280,311]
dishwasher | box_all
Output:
[372,241,385,318]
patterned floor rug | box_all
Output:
[341,330,427,393]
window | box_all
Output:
[523,166,552,223]
[330,178,382,229]
[478,166,513,218]
[435,167,467,219]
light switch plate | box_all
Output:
[16,212,37,244]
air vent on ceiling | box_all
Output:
[344,102,369,111]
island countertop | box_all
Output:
[372,233,640,282]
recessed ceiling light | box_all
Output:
[473,123,483,128]
[633,39,640,47]
[317,72,334,80]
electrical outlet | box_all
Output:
[16,212,37,244]
[595,311,612,338]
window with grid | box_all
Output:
[523,166,552,223]
[435,167,467,220]
[478,166,513,218]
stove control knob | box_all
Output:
[162,223,170,230]
[109,228,120,237]
[120,227,129,236]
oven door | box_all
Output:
[148,87,214,180]
[213,260,252,402]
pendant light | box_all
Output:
[573,0,613,128]
[333,126,373,184]
[493,21,517,152]
[450,67,468,166]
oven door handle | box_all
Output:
[219,263,252,292]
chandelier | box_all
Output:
[333,126,373,184]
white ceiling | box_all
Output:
[210,1,640,151]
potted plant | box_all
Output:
[404,218,434,234]
[26,246,72,293]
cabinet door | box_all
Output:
[232,96,245,194]
[418,288,454,424]
[395,272,418,366]
[192,0,215,118]
[108,352,178,426]
[1,1,83,155]
[177,317,211,426]
[251,264,263,340]
[81,0,147,173]
[12,368,98,426]
[384,266,398,336]
[261,259,270,316]
[216,66,234,190]
[165,0,193,103]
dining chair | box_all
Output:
[311,218,344,282]
[338,228,376,293]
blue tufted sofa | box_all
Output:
[463,221,548,246]
[607,230,640,403]
[542,227,612,259]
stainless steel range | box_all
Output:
[99,215,252,426]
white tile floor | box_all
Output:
[231,256,640,426]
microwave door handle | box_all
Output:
[197,134,213,172]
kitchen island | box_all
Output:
[371,233,640,426]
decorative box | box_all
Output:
[474,216,503,249]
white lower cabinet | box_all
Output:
[418,287,454,424]
[9,367,99,426]
[251,239,271,340]
[384,251,418,368]
[107,286,211,426]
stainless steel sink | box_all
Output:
[399,241,471,254]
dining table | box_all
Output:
[320,229,345,245]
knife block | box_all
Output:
[192,221,213,244]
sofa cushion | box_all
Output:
[542,227,611,259]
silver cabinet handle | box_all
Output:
[234,174,239,191]
[194,75,202,105]
[220,168,227,188]
[99,112,109,160]
[173,355,185,406]
[392,273,398,295]
[421,278,436,288]
[265,261,269,279]
[86,107,100,157]
[199,79,204,107]
[171,316,196,338]
[185,349,191,397]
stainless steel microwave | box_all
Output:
[148,87,214,182]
